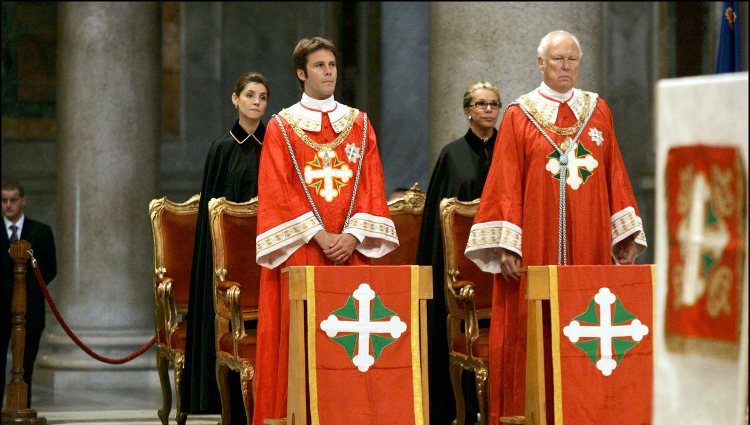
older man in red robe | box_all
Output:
[464,30,647,424]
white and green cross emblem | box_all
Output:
[562,287,649,376]
[675,173,729,307]
[304,150,353,202]
[320,283,407,372]
[545,141,599,190]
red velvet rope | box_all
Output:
[31,260,157,365]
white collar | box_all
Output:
[4,214,25,233]
[539,82,574,102]
[301,93,336,111]
[521,83,598,124]
[283,94,352,133]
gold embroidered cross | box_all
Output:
[304,151,353,202]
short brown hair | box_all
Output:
[233,72,271,98]
[292,37,337,91]
[2,179,25,197]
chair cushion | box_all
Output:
[451,327,491,359]
[218,330,258,360]
[156,321,187,352]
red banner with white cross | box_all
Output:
[665,145,746,342]
[306,265,424,425]
[550,265,655,425]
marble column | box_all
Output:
[429,2,603,165]
[39,2,160,390]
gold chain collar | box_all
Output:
[279,108,358,152]
[517,92,596,136]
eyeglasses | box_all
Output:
[470,101,502,110]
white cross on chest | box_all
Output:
[676,173,730,306]
[545,141,599,190]
[304,150,353,202]
[320,283,407,372]
[563,287,649,376]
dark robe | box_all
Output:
[182,120,265,417]
[416,128,496,425]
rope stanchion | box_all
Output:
[29,250,157,365]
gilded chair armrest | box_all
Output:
[454,280,481,360]
[224,282,246,358]
[216,278,235,306]
[451,279,474,291]
[156,277,178,351]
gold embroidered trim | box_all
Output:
[466,224,522,252]
[279,107,358,152]
[347,216,397,240]
[610,208,646,245]
[256,215,320,253]
[517,91,597,136]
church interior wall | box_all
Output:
[1,2,747,422]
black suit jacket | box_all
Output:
[2,218,57,332]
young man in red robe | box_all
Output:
[464,30,648,424]
[252,36,398,425]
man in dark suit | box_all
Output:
[1,179,57,407]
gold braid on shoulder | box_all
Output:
[517,92,596,136]
[279,108,358,152]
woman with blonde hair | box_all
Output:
[417,80,502,425]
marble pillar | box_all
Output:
[379,2,430,194]
[39,2,160,389]
[429,2,603,166]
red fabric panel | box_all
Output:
[160,210,197,305]
[665,145,744,342]
[312,265,418,425]
[555,265,653,425]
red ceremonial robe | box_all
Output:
[252,95,398,425]
[464,84,647,424]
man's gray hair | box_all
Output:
[537,30,583,59]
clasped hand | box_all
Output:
[499,233,638,281]
[314,230,358,265]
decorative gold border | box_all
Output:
[306,266,321,425]
[149,193,200,314]
[279,107,358,152]
[517,90,598,136]
[307,267,423,424]
[411,265,425,425]
[347,214,398,241]
[256,213,320,254]
[549,266,564,425]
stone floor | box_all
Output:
[3,364,220,424]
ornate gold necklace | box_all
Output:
[282,108,357,153]
[518,91,597,137]
[523,102,583,136]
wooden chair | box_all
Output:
[209,196,262,425]
[440,197,494,425]
[149,193,200,425]
[371,182,426,265]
